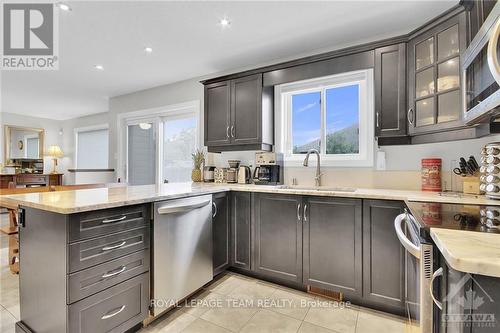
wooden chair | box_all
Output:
[0,183,121,274]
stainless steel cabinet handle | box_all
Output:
[212,202,217,218]
[102,240,126,251]
[157,200,211,214]
[102,266,127,278]
[303,204,308,223]
[101,305,126,320]
[487,17,500,85]
[226,126,230,139]
[430,267,443,310]
[102,215,127,224]
[231,125,235,138]
[407,108,414,126]
[376,112,380,128]
[297,203,301,222]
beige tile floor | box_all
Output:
[0,213,417,333]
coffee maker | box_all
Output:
[253,152,283,185]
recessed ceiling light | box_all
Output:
[219,17,231,27]
[56,2,71,11]
[139,123,152,130]
[94,64,104,70]
[144,47,153,54]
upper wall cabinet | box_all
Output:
[407,11,467,136]
[375,43,407,141]
[204,74,274,152]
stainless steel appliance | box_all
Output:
[253,152,283,185]
[463,2,500,124]
[394,210,434,333]
[237,165,251,184]
[152,195,213,317]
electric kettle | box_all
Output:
[238,165,252,184]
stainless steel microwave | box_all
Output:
[463,2,500,124]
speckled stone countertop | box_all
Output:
[2,182,500,214]
[431,228,500,278]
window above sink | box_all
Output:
[275,69,375,167]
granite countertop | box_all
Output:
[431,228,500,278]
[2,182,500,214]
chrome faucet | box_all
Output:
[303,149,322,187]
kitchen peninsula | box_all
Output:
[3,183,500,333]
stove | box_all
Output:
[406,201,500,238]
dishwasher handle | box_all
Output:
[157,199,211,215]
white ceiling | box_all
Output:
[1,0,458,120]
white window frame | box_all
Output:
[116,100,201,185]
[74,124,109,169]
[275,69,375,167]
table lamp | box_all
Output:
[46,145,64,174]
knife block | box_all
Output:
[462,176,481,195]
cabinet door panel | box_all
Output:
[303,197,362,299]
[362,200,405,315]
[213,193,230,276]
[375,43,407,138]
[205,81,231,146]
[231,192,251,271]
[253,193,302,284]
[231,74,262,144]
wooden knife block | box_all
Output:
[462,176,481,195]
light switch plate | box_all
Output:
[376,150,386,171]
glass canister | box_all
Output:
[422,158,442,192]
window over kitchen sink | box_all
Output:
[275,69,374,167]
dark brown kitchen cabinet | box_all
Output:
[375,43,408,141]
[213,192,230,276]
[464,0,497,44]
[302,196,363,300]
[231,192,252,271]
[362,200,406,316]
[204,80,231,147]
[204,74,273,152]
[253,193,302,284]
[407,10,467,136]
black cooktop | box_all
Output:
[406,201,500,235]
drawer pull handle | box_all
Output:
[102,216,127,224]
[101,266,127,279]
[102,241,127,251]
[101,305,126,320]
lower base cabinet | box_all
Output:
[231,192,252,271]
[362,200,406,315]
[253,193,302,284]
[213,193,230,276]
[303,196,363,300]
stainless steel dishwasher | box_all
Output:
[152,194,213,317]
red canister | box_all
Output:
[422,158,442,192]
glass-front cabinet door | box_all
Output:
[408,12,467,135]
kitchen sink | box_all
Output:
[280,186,357,193]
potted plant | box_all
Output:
[191,149,205,182]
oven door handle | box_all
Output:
[430,267,444,310]
[487,16,500,86]
[394,213,421,259]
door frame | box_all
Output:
[116,100,201,184]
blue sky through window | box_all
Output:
[291,85,359,153]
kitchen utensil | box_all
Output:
[226,168,238,183]
[238,165,252,184]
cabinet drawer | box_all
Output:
[69,204,150,242]
[69,227,150,273]
[68,250,150,304]
[16,175,47,185]
[68,272,149,333]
